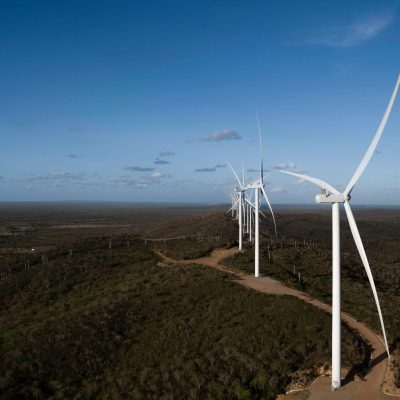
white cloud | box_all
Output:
[270,186,286,193]
[159,151,176,157]
[150,171,164,179]
[289,12,393,48]
[137,171,169,186]
[272,161,297,170]
[27,172,86,182]
[195,164,226,172]
[124,166,155,172]
[67,154,84,159]
[154,158,170,165]
[273,163,311,187]
[109,176,137,187]
[195,167,216,172]
[202,129,241,142]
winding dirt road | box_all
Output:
[155,247,397,400]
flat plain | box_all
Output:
[0,202,399,399]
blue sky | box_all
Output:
[1,0,400,204]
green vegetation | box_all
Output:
[5,204,396,397]
[154,236,222,259]
[148,213,237,260]
[222,209,400,386]
[154,236,235,260]
[0,230,364,399]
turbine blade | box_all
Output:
[261,186,278,237]
[246,197,267,218]
[225,198,240,214]
[226,160,243,189]
[256,110,263,184]
[344,75,400,196]
[244,196,252,205]
[242,161,245,187]
[280,170,339,194]
[343,201,389,356]
[225,206,234,214]
[259,208,267,219]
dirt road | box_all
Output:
[155,247,397,399]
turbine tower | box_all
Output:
[281,74,400,390]
[227,161,247,250]
[226,163,262,249]
[246,112,277,277]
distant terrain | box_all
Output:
[0,202,398,398]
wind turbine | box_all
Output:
[246,112,277,277]
[226,163,262,248]
[227,193,238,218]
[226,161,247,250]
[281,74,400,390]
[248,191,254,241]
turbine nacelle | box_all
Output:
[246,181,263,190]
[315,191,350,204]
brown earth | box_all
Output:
[155,247,399,400]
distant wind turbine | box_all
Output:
[226,161,247,250]
[226,161,262,249]
[246,111,277,277]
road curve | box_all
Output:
[155,247,396,400]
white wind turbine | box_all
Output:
[227,193,238,218]
[246,112,277,277]
[246,191,254,240]
[226,163,261,249]
[226,162,246,250]
[244,191,267,243]
[281,74,400,390]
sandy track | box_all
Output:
[155,247,395,400]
